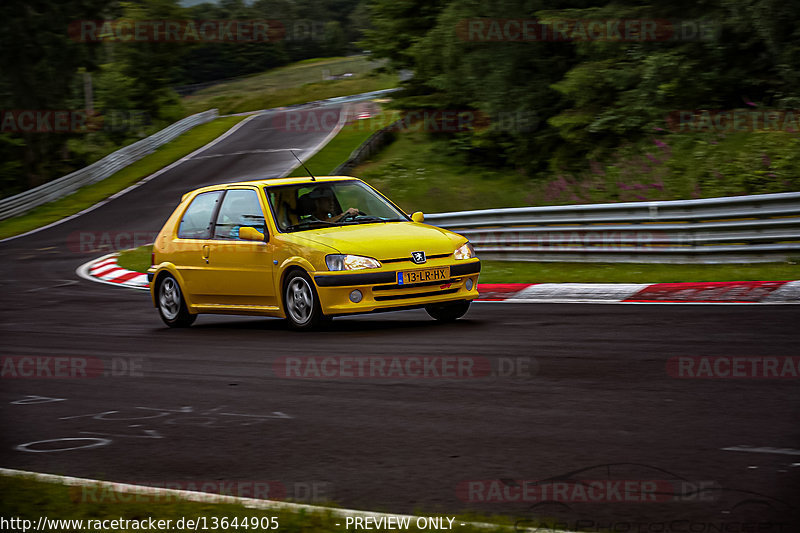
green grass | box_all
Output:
[0,116,246,240]
[117,245,153,272]
[289,109,401,176]
[192,57,381,98]
[478,260,800,283]
[354,130,536,214]
[0,474,510,533]
[184,56,396,115]
[118,245,799,283]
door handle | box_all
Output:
[202,245,210,264]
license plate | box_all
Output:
[398,266,450,285]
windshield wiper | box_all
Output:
[284,220,341,232]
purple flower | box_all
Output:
[762,154,771,167]
[544,189,560,202]
[653,139,667,148]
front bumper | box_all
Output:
[313,259,480,316]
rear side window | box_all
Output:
[213,189,266,240]
[177,191,222,239]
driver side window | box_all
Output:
[213,189,266,240]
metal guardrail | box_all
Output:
[0,89,398,221]
[425,192,800,263]
[0,109,219,221]
[333,117,404,176]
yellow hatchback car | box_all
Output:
[148,176,480,329]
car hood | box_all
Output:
[295,221,464,260]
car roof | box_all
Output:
[181,176,360,201]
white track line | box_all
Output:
[0,468,579,533]
[191,148,306,160]
[722,446,800,456]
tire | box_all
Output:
[156,274,197,328]
[425,300,471,322]
[283,270,324,330]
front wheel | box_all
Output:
[425,300,471,322]
[157,274,196,328]
[283,270,324,330]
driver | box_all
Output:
[310,188,359,222]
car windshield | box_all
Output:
[266,180,408,232]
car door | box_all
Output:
[203,188,277,307]
[170,189,223,305]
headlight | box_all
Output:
[326,254,381,271]
[453,242,476,260]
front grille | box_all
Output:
[380,253,451,264]
[374,288,459,302]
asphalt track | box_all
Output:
[1,104,798,530]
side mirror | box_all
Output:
[239,226,267,242]
[411,211,425,223]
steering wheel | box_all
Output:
[340,210,367,222]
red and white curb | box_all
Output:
[480,281,800,304]
[76,253,149,290]
[77,254,800,304]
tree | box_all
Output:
[0,0,110,190]
[361,0,450,69]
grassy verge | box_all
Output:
[354,130,535,214]
[289,109,401,176]
[184,56,396,115]
[0,116,246,240]
[351,127,800,213]
[118,245,799,283]
[0,474,508,533]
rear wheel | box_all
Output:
[283,270,324,330]
[157,274,196,328]
[425,300,471,322]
